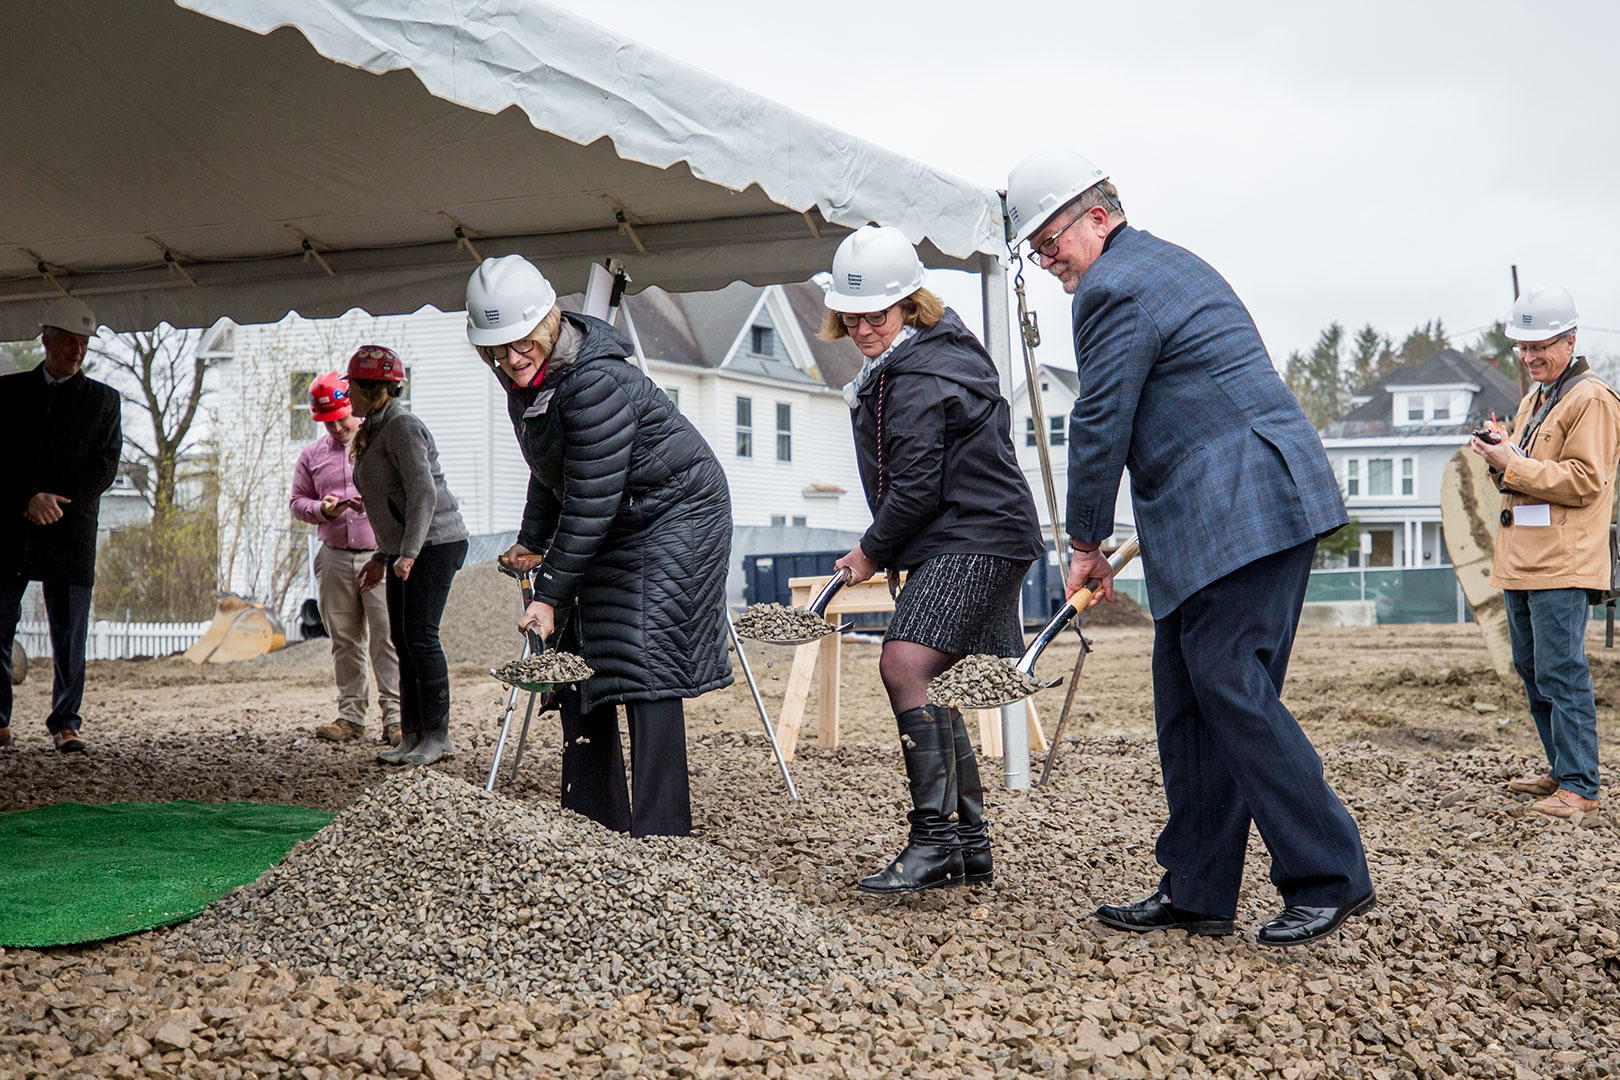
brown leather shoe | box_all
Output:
[53,728,85,753]
[0,726,11,749]
[1531,789,1600,819]
[382,723,402,747]
[315,719,366,742]
[1508,771,1558,796]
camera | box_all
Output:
[1471,427,1501,444]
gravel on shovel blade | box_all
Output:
[734,603,836,642]
[927,652,1048,708]
[492,650,593,686]
[166,770,845,1002]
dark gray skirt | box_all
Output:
[885,553,1031,657]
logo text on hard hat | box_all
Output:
[485,308,501,323]
[1521,314,1534,326]
[846,274,863,289]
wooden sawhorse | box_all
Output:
[773,573,1049,760]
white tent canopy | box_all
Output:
[0,0,1005,339]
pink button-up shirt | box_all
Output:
[290,433,377,550]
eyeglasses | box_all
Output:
[478,338,543,362]
[837,305,896,329]
[1026,211,1088,262]
[1511,335,1572,358]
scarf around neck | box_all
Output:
[843,326,916,409]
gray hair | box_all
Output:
[1067,179,1126,223]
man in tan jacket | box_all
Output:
[1472,285,1619,819]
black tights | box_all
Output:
[878,639,962,713]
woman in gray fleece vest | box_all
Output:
[345,346,469,766]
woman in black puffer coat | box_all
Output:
[466,255,733,838]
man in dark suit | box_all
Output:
[1006,149,1373,946]
[0,297,122,753]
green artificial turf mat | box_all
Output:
[0,800,334,947]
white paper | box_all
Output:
[581,262,616,321]
[1513,503,1552,527]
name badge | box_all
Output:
[1512,503,1551,527]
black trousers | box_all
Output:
[0,574,92,734]
[383,540,466,736]
[559,690,692,837]
[1151,539,1372,916]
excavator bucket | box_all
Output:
[183,594,287,664]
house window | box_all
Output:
[1406,396,1424,422]
[663,386,680,411]
[776,403,792,462]
[751,326,775,356]
[1431,395,1450,421]
[792,515,807,527]
[1367,457,1394,496]
[1041,381,1049,391]
[736,396,752,457]
[1401,458,1415,496]
[770,514,786,526]
[1049,416,1065,446]
[289,370,317,440]
[1025,418,1038,447]
[1345,459,1359,497]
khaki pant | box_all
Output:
[315,544,400,728]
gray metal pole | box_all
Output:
[982,253,1030,789]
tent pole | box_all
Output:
[981,253,1028,790]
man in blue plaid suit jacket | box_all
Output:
[1007,150,1374,946]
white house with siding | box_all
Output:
[1319,349,1521,568]
[206,280,871,616]
[1008,361,1138,545]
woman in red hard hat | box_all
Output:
[345,346,469,766]
[289,372,402,747]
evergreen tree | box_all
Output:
[1348,324,1392,392]
[1396,319,1450,368]
[1472,321,1518,381]
[1284,323,1346,428]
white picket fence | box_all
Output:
[15,619,212,662]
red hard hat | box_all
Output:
[308,372,351,422]
[346,344,406,382]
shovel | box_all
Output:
[485,558,559,791]
[959,537,1141,710]
[739,567,854,645]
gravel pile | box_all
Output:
[493,650,593,687]
[927,652,1048,708]
[734,603,836,643]
[166,770,846,1003]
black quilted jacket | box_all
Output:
[504,313,734,709]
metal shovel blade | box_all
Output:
[750,620,853,646]
[489,667,556,695]
[958,673,1065,711]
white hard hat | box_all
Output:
[39,296,99,337]
[465,255,557,347]
[1004,149,1110,246]
[1505,285,1579,342]
[823,226,926,313]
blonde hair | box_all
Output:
[817,287,944,341]
[347,380,402,461]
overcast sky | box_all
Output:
[549,0,1620,371]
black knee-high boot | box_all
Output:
[858,706,964,893]
[940,705,992,884]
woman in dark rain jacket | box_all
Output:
[465,255,733,838]
[822,226,1045,894]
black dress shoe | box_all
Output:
[1257,890,1376,947]
[1095,892,1235,936]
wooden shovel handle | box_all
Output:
[1063,537,1141,611]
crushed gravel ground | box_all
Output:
[1,623,1617,1079]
